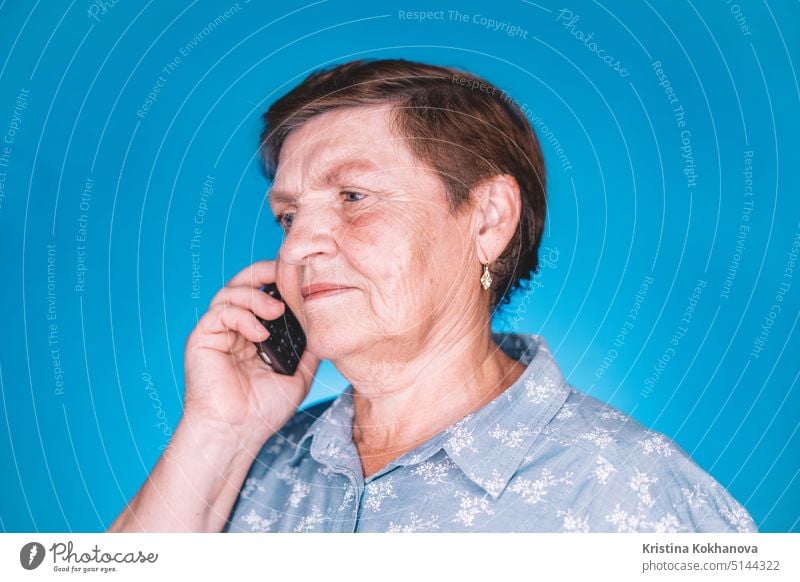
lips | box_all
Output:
[301,282,353,299]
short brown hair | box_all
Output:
[259,58,547,313]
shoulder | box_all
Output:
[542,386,677,460]
[235,396,337,489]
[283,396,337,436]
[253,396,337,465]
[222,397,337,532]
[520,385,757,532]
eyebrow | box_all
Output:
[268,159,380,205]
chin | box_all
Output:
[300,294,373,358]
[303,325,362,360]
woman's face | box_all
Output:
[271,104,481,361]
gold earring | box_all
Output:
[480,262,492,290]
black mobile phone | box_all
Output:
[253,282,306,376]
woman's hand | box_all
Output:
[182,260,320,444]
[107,261,317,532]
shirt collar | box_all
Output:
[289,333,571,499]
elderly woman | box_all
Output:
[109,59,756,533]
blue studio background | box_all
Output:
[0,0,798,532]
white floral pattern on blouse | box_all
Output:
[223,333,757,533]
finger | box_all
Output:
[198,303,271,344]
[225,260,277,289]
[209,285,286,321]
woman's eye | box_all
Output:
[275,212,294,229]
[275,192,364,229]
[342,190,365,203]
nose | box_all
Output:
[277,202,340,266]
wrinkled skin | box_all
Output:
[270,104,526,472]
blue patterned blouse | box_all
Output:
[223,333,757,533]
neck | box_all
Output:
[334,314,527,456]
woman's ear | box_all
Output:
[473,174,522,262]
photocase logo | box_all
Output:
[20,542,46,570]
